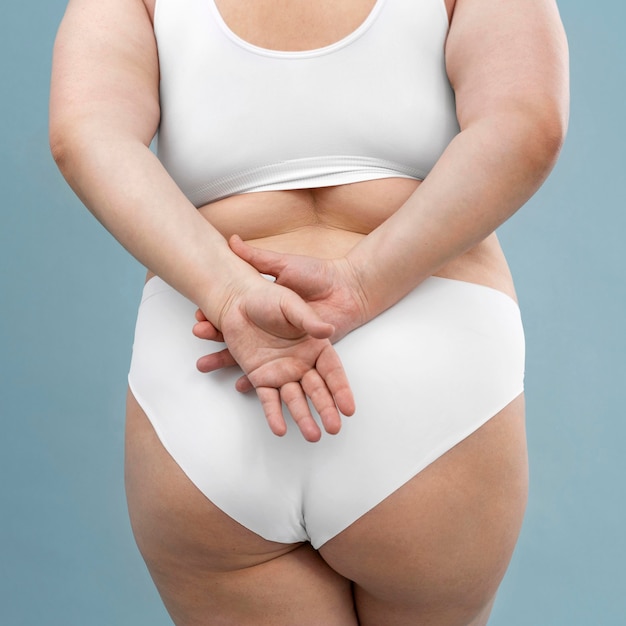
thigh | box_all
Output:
[124,390,358,626]
[319,394,528,626]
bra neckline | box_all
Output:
[208,0,388,59]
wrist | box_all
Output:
[195,250,265,329]
[343,247,394,323]
[344,235,428,322]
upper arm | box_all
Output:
[50,0,160,151]
[445,0,569,138]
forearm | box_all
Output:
[347,109,565,319]
[52,130,258,322]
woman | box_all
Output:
[49,0,569,624]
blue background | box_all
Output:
[1,1,624,624]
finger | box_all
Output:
[316,346,356,417]
[280,294,334,340]
[235,374,254,393]
[229,234,288,276]
[279,382,322,442]
[256,387,288,437]
[193,320,224,341]
[195,308,208,322]
[301,369,342,435]
[196,348,238,373]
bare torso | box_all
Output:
[144,0,517,302]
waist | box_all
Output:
[196,177,418,247]
[163,178,518,301]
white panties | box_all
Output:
[128,276,524,548]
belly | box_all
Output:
[196,178,518,301]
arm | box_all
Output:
[194,0,569,371]
[346,0,569,319]
[49,0,253,320]
[49,0,354,441]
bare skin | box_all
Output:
[50,0,569,623]
[126,392,527,625]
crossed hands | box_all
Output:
[194,235,370,442]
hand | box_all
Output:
[197,275,355,442]
[194,234,370,348]
[194,234,370,386]
[228,234,370,340]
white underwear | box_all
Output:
[128,276,524,548]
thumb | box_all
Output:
[280,290,334,339]
[230,234,288,277]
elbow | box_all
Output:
[524,83,570,168]
[499,99,569,187]
[49,132,69,177]
[459,95,569,191]
[49,120,112,183]
[49,120,83,181]
[531,103,568,172]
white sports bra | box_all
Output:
[154,0,460,206]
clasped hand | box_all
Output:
[194,235,369,442]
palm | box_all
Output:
[221,291,330,386]
[205,279,355,442]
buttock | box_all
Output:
[127,276,524,548]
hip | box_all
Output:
[127,274,525,545]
